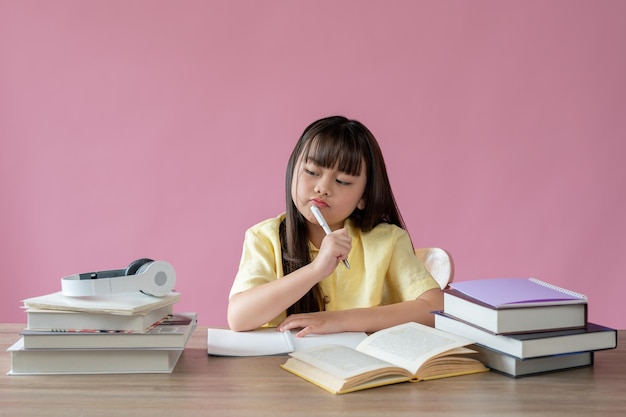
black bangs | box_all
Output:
[304,133,365,177]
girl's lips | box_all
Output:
[311,199,329,208]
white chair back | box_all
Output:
[415,247,454,289]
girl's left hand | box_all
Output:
[277,311,345,337]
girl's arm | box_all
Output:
[227,229,351,332]
[277,288,444,337]
[227,262,320,331]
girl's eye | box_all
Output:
[305,169,317,176]
[336,179,352,186]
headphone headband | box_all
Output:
[61,260,176,297]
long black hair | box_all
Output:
[281,116,406,314]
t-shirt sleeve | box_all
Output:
[228,226,282,299]
[383,229,440,304]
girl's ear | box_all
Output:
[357,198,366,210]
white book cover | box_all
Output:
[25,304,173,333]
[22,291,180,315]
[7,338,186,375]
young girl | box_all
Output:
[227,116,443,336]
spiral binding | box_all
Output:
[528,277,587,300]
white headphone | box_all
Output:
[61,258,176,297]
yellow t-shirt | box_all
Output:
[229,214,439,327]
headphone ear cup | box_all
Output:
[135,260,176,297]
[125,258,154,275]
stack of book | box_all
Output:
[7,290,197,375]
[434,277,617,377]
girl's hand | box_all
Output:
[278,311,346,337]
[311,228,351,278]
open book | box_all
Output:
[280,322,488,394]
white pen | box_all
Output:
[310,205,350,269]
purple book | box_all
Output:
[448,278,587,309]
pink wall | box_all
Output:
[1,1,625,329]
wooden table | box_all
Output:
[1,324,624,417]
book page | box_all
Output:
[356,322,473,374]
[290,331,367,351]
[288,344,402,380]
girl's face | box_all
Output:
[291,153,367,232]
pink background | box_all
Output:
[1,1,624,329]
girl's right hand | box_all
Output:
[311,228,351,278]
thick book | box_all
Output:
[7,340,186,375]
[472,346,594,378]
[22,291,181,315]
[434,311,617,359]
[444,278,587,334]
[25,304,173,333]
[280,322,488,394]
[207,327,368,356]
[21,313,197,349]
